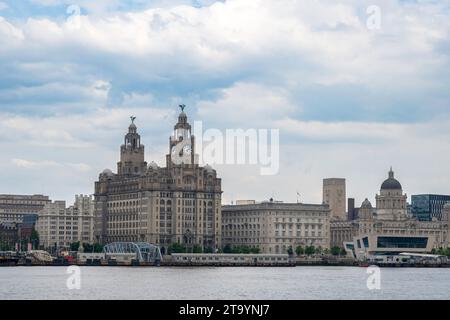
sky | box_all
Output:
[0,0,449,207]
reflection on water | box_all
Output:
[0,266,448,300]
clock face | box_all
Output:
[182,144,192,155]
[171,143,192,165]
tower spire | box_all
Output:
[389,166,394,179]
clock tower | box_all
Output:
[167,105,198,167]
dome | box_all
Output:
[361,198,372,209]
[204,164,214,173]
[148,161,158,170]
[102,169,114,177]
[381,168,402,190]
[381,178,402,190]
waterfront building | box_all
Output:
[222,199,330,254]
[411,194,450,221]
[0,194,50,224]
[35,195,94,250]
[330,219,358,249]
[93,108,222,253]
[330,169,450,250]
[351,234,435,262]
[323,178,346,220]
[0,222,19,250]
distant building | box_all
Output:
[0,194,50,224]
[411,194,450,221]
[19,214,38,240]
[0,222,19,250]
[235,200,256,205]
[323,178,346,220]
[352,234,435,262]
[375,168,407,220]
[93,108,222,253]
[330,169,450,250]
[222,199,330,254]
[347,198,359,221]
[35,195,94,250]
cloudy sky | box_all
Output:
[0,0,449,207]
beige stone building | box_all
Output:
[93,108,222,253]
[323,178,346,220]
[330,169,450,249]
[222,199,330,254]
[0,194,50,224]
[36,195,94,250]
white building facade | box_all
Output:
[222,200,330,254]
[36,195,94,249]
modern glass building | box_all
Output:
[376,236,428,249]
[352,234,434,261]
[411,194,450,221]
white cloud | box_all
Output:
[12,158,91,173]
[29,0,62,5]
[0,0,450,203]
[197,82,296,127]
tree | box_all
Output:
[315,247,323,254]
[83,243,93,252]
[192,245,202,253]
[250,247,260,254]
[30,229,39,249]
[231,246,241,254]
[93,243,103,253]
[330,246,341,256]
[340,248,347,256]
[70,242,80,251]
[295,246,304,256]
[168,243,186,254]
[203,247,214,253]
[305,246,315,255]
[434,247,450,256]
[287,246,294,256]
[223,244,232,254]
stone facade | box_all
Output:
[0,222,19,250]
[93,109,222,253]
[35,195,94,249]
[323,178,346,220]
[330,169,450,249]
[222,200,330,254]
[0,194,50,224]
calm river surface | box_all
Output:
[0,266,448,300]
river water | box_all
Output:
[0,266,448,300]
